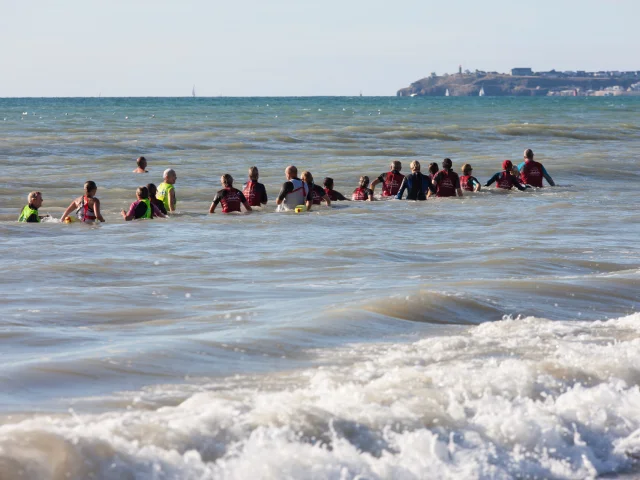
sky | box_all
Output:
[1,0,638,97]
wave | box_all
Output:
[2,314,640,479]
[496,124,625,141]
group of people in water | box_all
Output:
[18,148,555,222]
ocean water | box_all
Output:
[1,96,640,479]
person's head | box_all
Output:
[136,186,149,200]
[136,156,147,169]
[301,171,313,185]
[359,175,370,188]
[163,168,177,184]
[285,165,298,180]
[221,174,233,188]
[428,162,439,175]
[146,183,157,198]
[511,165,519,176]
[84,180,97,197]
[524,148,534,160]
[461,163,473,175]
[410,160,421,172]
[390,160,402,172]
[248,166,259,181]
[502,160,513,172]
[28,191,43,208]
[323,177,334,190]
[442,158,453,170]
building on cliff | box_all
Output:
[511,68,533,76]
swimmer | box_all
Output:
[485,160,528,191]
[301,171,331,207]
[370,160,405,197]
[275,165,313,211]
[428,162,439,180]
[18,191,47,222]
[133,156,148,174]
[460,164,481,192]
[146,183,167,215]
[61,181,105,223]
[323,177,347,201]
[157,168,177,213]
[428,158,463,198]
[121,186,166,220]
[396,160,436,200]
[352,176,374,201]
[517,148,555,187]
[242,166,268,207]
[209,174,252,213]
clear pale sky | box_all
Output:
[1,0,637,97]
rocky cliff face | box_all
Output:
[397,74,637,96]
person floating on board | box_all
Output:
[209,174,253,214]
[301,171,331,207]
[517,148,555,187]
[133,156,148,174]
[275,165,313,212]
[370,160,405,198]
[485,160,528,191]
[157,168,177,213]
[323,177,347,201]
[121,186,166,220]
[243,166,268,208]
[429,158,464,198]
[18,191,47,222]
[460,163,482,192]
[428,162,439,181]
[352,176,374,201]
[146,183,167,215]
[60,181,106,223]
[395,160,436,200]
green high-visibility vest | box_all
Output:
[18,205,39,223]
[156,182,175,211]
[141,198,152,219]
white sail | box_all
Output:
[479,87,485,97]
[445,89,450,97]
[192,85,196,97]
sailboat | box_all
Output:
[192,85,196,98]
[479,87,485,97]
[445,89,450,97]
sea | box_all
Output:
[1,96,640,480]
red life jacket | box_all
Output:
[496,171,515,189]
[460,175,474,192]
[382,171,405,197]
[220,188,242,213]
[324,188,340,201]
[311,185,324,205]
[435,170,459,197]
[243,181,262,207]
[352,187,369,201]
[80,196,97,222]
[520,160,544,187]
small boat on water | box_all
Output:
[445,89,450,97]
[192,85,196,98]
[479,87,485,97]
[410,93,418,97]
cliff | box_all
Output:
[396,73,638,97]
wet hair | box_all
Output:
[410,160,421,172]
[146,183,157,197]
[442,158,453,170]
[163,168,176,179]
[301,171,313,185]
[221,174,233,187]
[461,163,473,175]
[323,177,334,189]
[428,163,439,175]
[84,181,97,195]
[286,165,298,177]
[136,186,149,199]
[248,166,259,181]
[391,160,402,171]
[136,156,147,167]
[359,175,370,188]
[524,148,534,160]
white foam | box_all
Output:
[2,314,640,479]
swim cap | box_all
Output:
[502,160,513,171]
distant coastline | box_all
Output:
[397,68,640,97]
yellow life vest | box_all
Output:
[156,182,175,211]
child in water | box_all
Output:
[301,171,331,206]
[157,168,177,213]
[428,162,439,180]
[323,177,347,201]
[209,174,253,213]
[352,176,374,201]
[61,181,105,223]
[18,191,47,222]
[146,183,167,215]
[121,186,166,220]
[460,164,481,192]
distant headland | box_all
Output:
[397,67,640,97]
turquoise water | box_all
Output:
[1,97,640,479]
